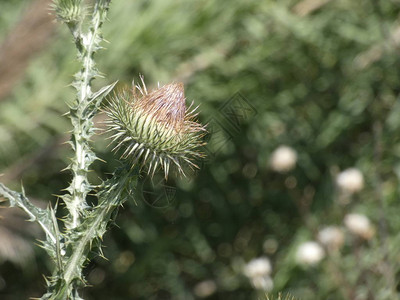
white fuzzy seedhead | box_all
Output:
[250,275,274,291]
[295,241,325,266]
[243,257,272,278]
[344,213,374,239]
[318,226,345,251]
[270,145,298,173]
[193,280,217,298]
[336,168,364,194]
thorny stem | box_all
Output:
[65,0,110,229]
[57,167,137,299]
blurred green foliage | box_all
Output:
[1,0,400,299]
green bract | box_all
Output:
[105,78,206,178]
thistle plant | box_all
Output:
[0,0,205,299]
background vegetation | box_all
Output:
[1,0,400,299]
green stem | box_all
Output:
[64,0,111,230]
[61,167,137,299]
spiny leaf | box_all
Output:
[0,183,60,260]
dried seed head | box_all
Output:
[270,145,297,173]
[105,77,206,178]
[295,241,325,266]
[317,226,345,251]
[336,168,364,194]
[344,213,374,240]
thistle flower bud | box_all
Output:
[52,0,85,25]
[105,77,206,178]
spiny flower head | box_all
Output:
[105,77,206,178]
[51,0,85,25]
